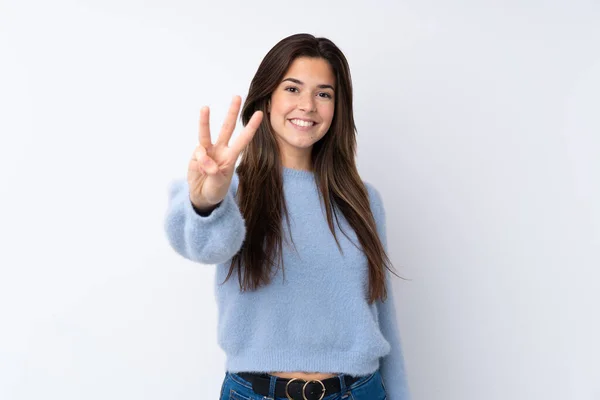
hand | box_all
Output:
[187,95,263,211]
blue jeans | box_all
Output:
[219,370,387,400]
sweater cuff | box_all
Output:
[191,199,223,217]
[184,189,237,224]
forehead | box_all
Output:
[283,57,335,85]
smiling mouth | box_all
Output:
[289,118,316,127]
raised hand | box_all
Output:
[187,95,263,212]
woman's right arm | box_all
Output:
[164,173,246,265]
[164,95,262,265]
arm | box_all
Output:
[164,173,246,265]
[377,273,411,400]
[366,183,411,400]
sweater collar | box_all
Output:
[283,166,315,181]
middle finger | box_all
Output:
[216,95,241,146]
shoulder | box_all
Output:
[231,170,240,196]
[363,180,386,218]
[363,180,388,246]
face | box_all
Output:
[268,57,336,164]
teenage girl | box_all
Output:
[164,33,409,400]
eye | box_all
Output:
[284,86,299,93]
[318,92,333,99]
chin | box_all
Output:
[290,138,321,149]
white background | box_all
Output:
[1,0,599,399]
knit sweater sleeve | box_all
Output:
[366,183,411,400]
[163,173,246,265]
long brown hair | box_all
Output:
[223,33,399,304]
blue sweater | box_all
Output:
[164,167,410,399]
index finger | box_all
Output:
[229,110,263,156]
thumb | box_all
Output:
[195,147,218,175]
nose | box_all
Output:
[298,93,316,112]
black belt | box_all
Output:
[236,372,361,400]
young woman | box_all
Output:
[164,33,409,400]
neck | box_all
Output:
[280,149,313,171]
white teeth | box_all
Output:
[290,119,315,127]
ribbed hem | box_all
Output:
[225,349,380,376]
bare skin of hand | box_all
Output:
[187,95,263,212]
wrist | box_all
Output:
[190,197,222,216]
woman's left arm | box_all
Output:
[366,183,411,400]
[376,275,411,400]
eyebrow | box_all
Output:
[282,77,335,91]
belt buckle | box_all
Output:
[285,378,326,400]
